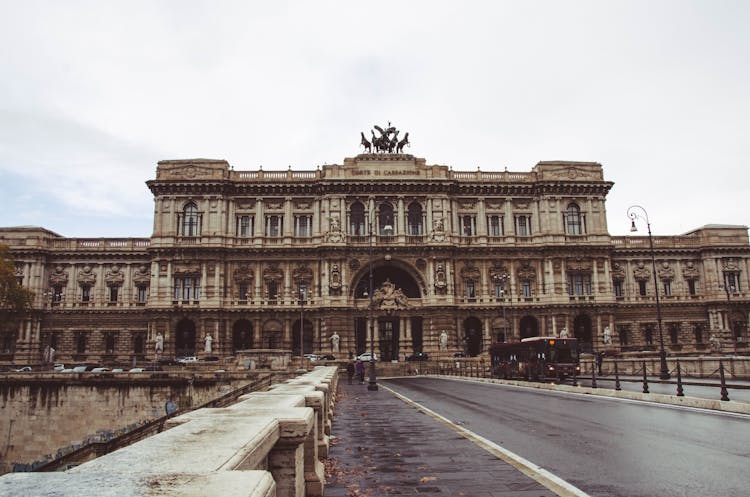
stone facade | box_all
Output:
[1,154,749,365]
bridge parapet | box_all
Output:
[0,366,340,497]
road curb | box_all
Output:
[383,374,750,415]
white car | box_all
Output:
[356,352,378,361]
[111,368,124,373]
[129,367,144,372]
[53,364,65,372]
[176,356,198,364]
[304,354,321,361]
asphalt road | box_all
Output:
[382,377,750,497]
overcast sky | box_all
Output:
[1,1,747,238]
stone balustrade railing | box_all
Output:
[0,366,339,497]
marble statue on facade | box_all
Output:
[439,330,448,350]
[204,334,213,353]
[330,332,340,353]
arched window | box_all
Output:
[182,203,200,237]
[407,202,423,235]
[565,203,583,235]
[378,202,394,235]
[349,202,365,235]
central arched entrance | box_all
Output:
[175,319,196,356]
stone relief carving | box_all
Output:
[611,262,626,281]
[49,265,69,287]
[263,263,284,283]
[434,262,448,294]
[722,258,740,272]
[567,258,592,273]
[682,261,700,280]
[325,216,344,243]
[517,262,536,281]
[264,199,284,210]
[657,262,675,281]
[174,264,200,277]
[372,279,409,310]
[105,264,125,287]
[429,217,446,242]
[233,264,254,284]
[460,262,481,281]
[633,262,651,282]
[77,265,97,287]
[489,263,509,283]
[133,265,151,286]
[292,263,313,285]
[329,264,342,290]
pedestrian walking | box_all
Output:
[346,361,355,384]
[355,360,365,384]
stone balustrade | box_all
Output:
[0,366,339,497]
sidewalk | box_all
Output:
[324,379,557,497]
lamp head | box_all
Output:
[630,220,638,232]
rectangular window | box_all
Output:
[669,324,679,344]
[81,286,90,302]
[137,286,147,303]
[267,281,278,301]
[619,326,629,346]
[493,281,505,298]
[174,277,201,301]
[724,272,740,292]
[298,283,307,301]
[688,280,696,295]
[460,215,476,236]
[638,281,647,296]
[238,283,248,301]
[466,281,475,299]
[109,287,118,302]
[693,324,703,343]
[295,215,312,237]
[266,215,283,237]
[663,281,672,296]
[488,215,503,236]
[53,287,63,303]
[236,215,254,237]
[614,280,623,297]
[567,274,592,296]
[522,281,532,297]
[516,215,531,236]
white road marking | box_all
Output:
[379,383,591,497]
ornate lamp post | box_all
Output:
[628,205,670,380]
[367,218,378,391]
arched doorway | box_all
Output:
[175,319,196,356]
[463,317,482,357]
[261,320,283,349]
[232,319,253,352]
[519,316,539,339]
[573,314,593,352]
[292,319,313,356]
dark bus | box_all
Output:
[490,337,580,381]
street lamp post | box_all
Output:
[721,281,737,352]
[628,205,670,380]
[299,283,306,369]
[499,273,511,342]
[367,219,378,391]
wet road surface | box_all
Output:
[383,377,750,497]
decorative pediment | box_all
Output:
[458,200,475,210]
[263,263,283,282]
[105,264,125,287]
[633,262,651,282]
[77,265,97,287]
[264,199,284,210]
[174,264,201,277]
[48,265,69,287]
[513,200,530,210]
[460,262,481,281]
[567,258,592,273]
[722,258,740,272]
[233,264,255,284]
[294,200,312,210]
[682,261,700,281]
[292,263,313,284]
[611,262,626,281]
[657,262,675,281]
[133,265,151,286]
[517,262,536,280]
[372,279,409,310]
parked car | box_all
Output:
[356,352,378,361]
[12,366,32,372]
[320,354,336,361]
[90,367,110,373]
[176,356,198,364]
[128,367,144,372]
[304,354,321,361]
[406,352,429,361]
[53,364,65,372]
[111,368,124,373]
